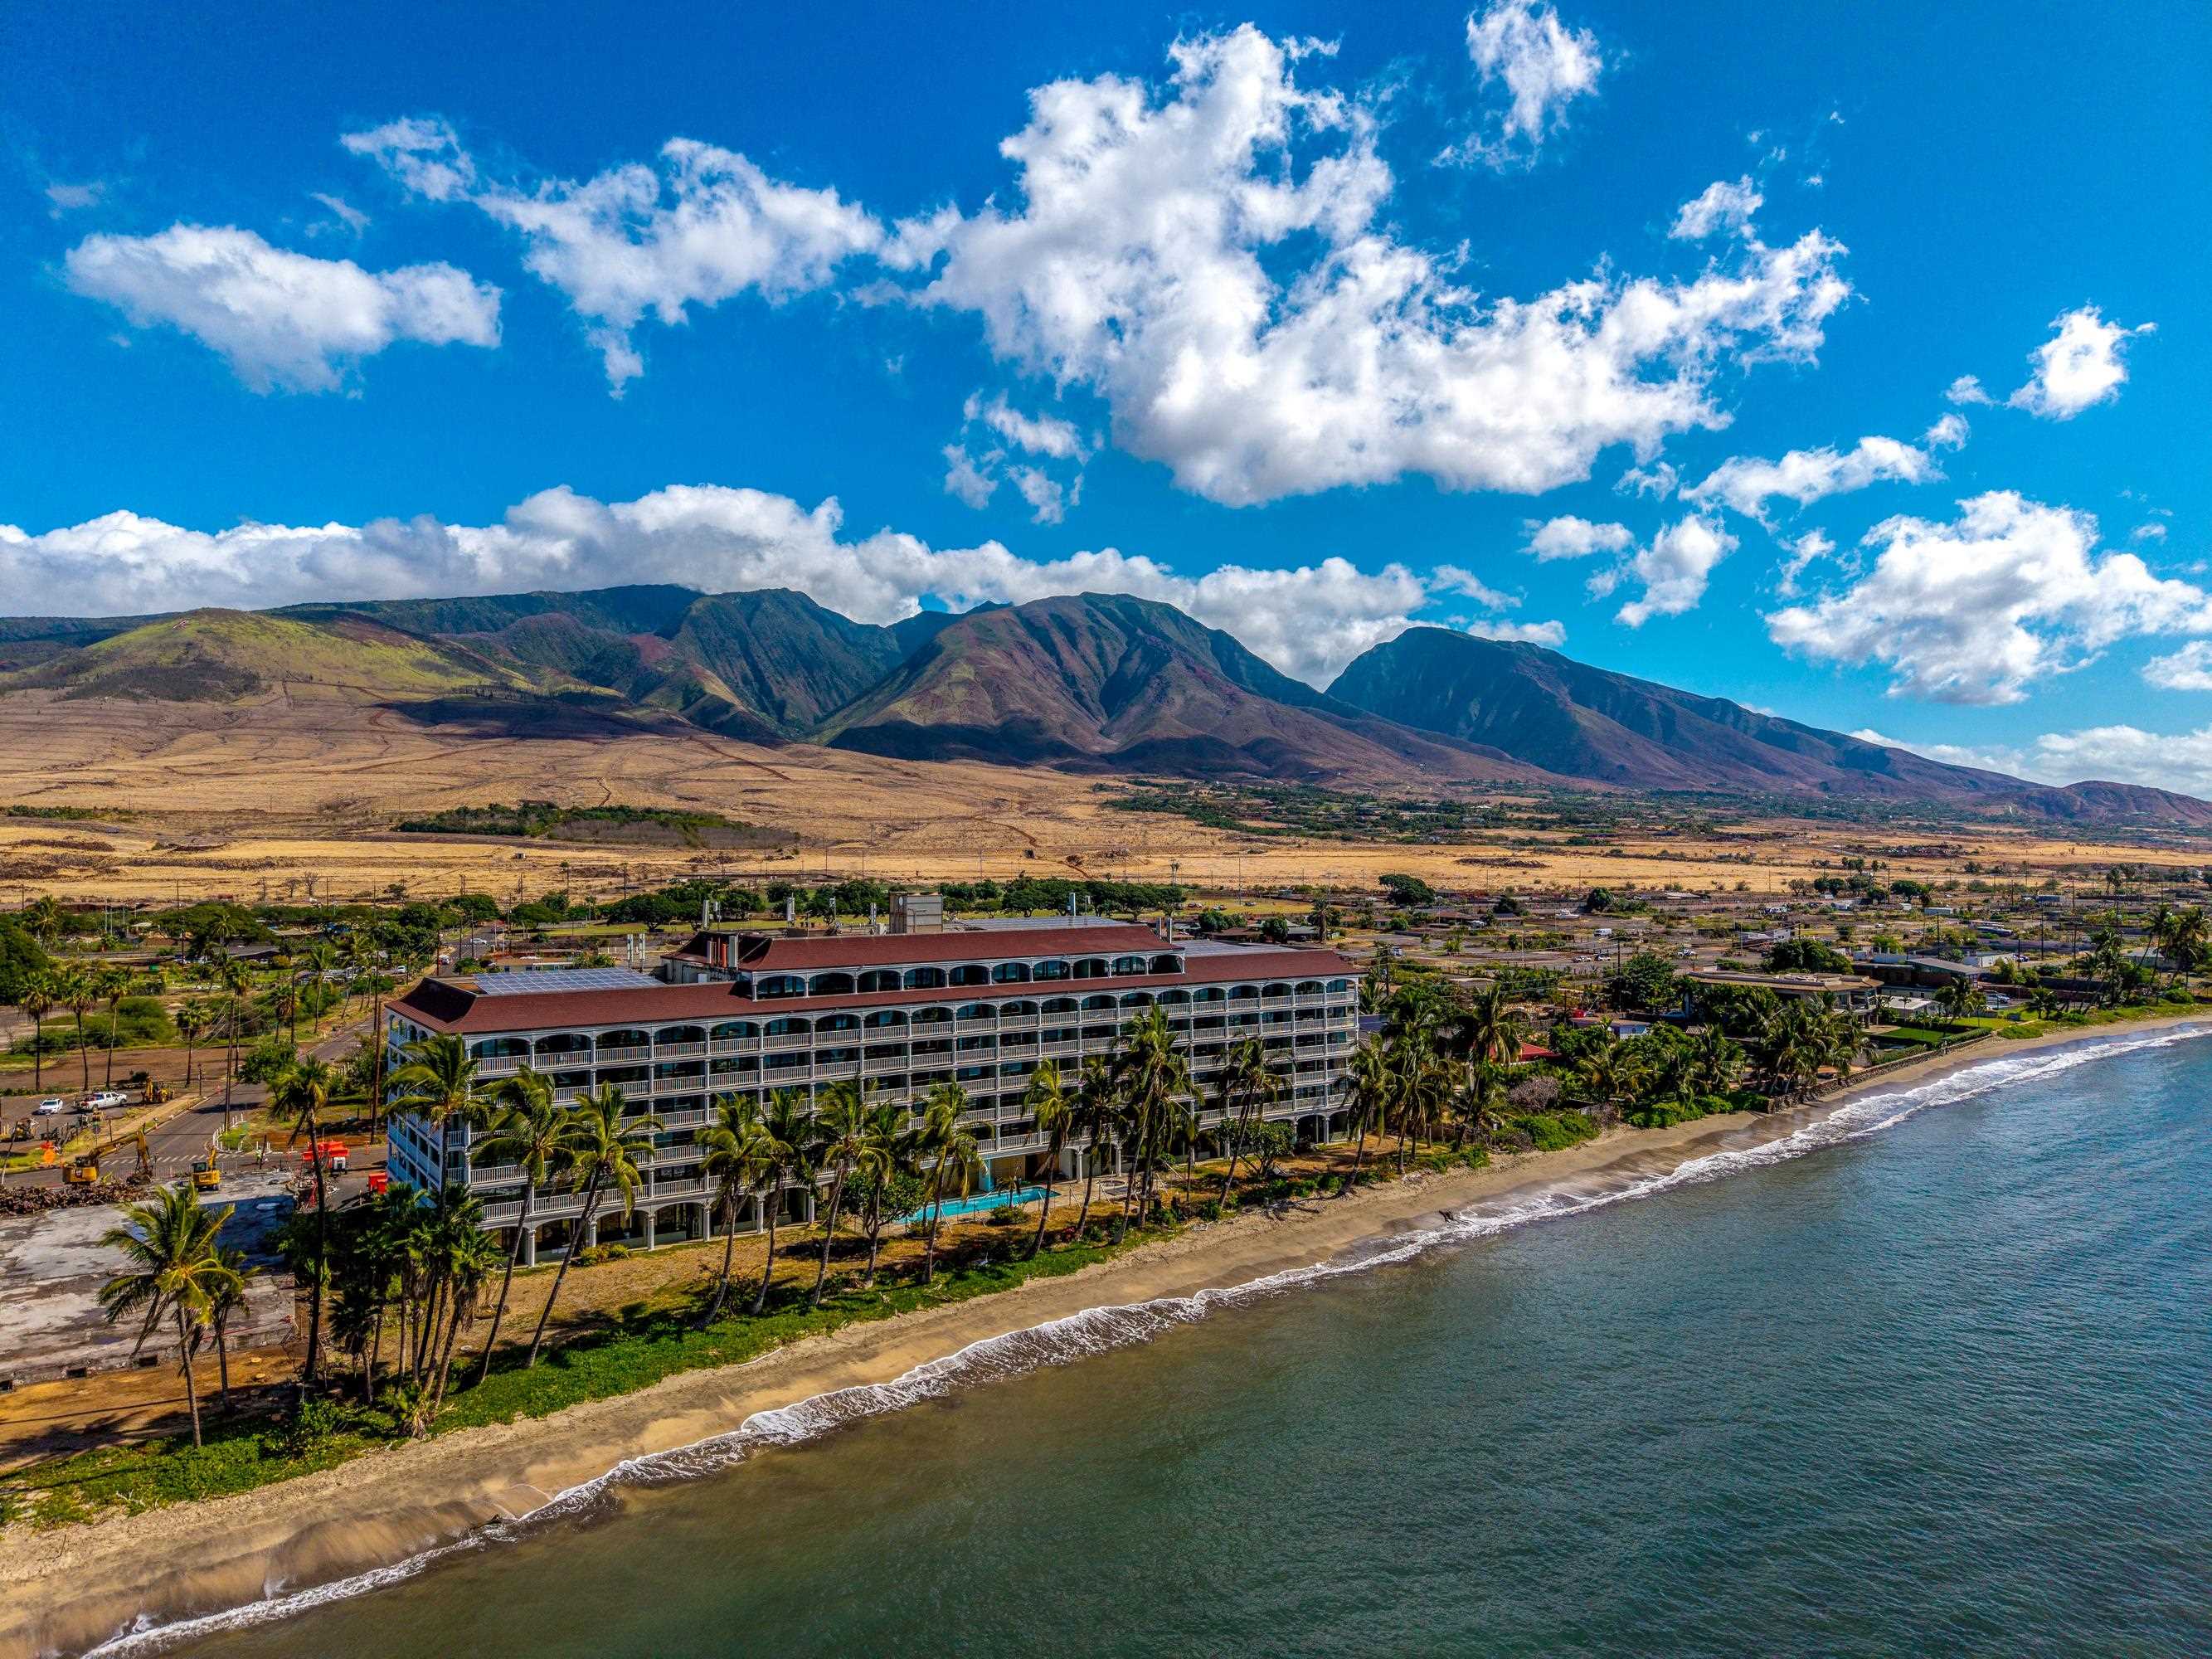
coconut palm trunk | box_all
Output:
[177,1310,204,1448]
[751,1186,782,1316]
[527,1167,604,1367]
[474,1188,532,1385]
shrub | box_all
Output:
[1507,1111,1601,1153]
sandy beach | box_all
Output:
[4,1011,2203,1659]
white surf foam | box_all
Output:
[80,1021,2209,1657]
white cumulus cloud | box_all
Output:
[1607,516,1736,626]
[1467,616,1567,645]
[2007,305,2151,420]
[900,27,1849,509]
[1943,373,1991,406]
[1670,176,1762,241]
[1524,515,1633,560]
[1685,430,1951,523]
[1860,723,2212,800]
[1446,0,1606,168]
[2144,640,2212,691]
[347,117,881,390]
[0,486,1445,687]
[1767,491,2212,703]
[64,223,500,392]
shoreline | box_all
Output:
[6,1010,2205,1659]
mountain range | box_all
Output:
[0,585,2201,825]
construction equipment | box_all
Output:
[66,1126,153,1189]
[191,1155,221,1192]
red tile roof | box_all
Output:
[390,945,1356,1036]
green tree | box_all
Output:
[749,1091,812,1316]
[1023,1062,1072,1256]
[805,1082,869,1310]
[915,1085,982,1286]
[16,966,54,1092]
[1339,1039,1393,1196]
[273,1056,346,1384]
[698,1094,772,1321]
[57,962,98,1096]
[468,1066,568,1383]
[99,1185,230,1447]
[1069,1055,1119,1238]
[526,1084,662,1365]
[1214,1036,1280,1203]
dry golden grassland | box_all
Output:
[0,685,2199,905]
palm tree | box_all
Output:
[915,1084,983,1286]
[17,968,53,1092]
[56,963,97,1097]
[417,1187,499,1428]
[467,1066,567,1383]
[699,1094,773,1321]
[300,939,341,1035]
[95,965,132,1088]
[174,995,210,1091]
[1213,1037,1279,1203]
[526,1084,661,1366]
[1569,1029,1643,1117]
[1686,1025,1745,1099]
[1452,1058,1509,1147]
[853,1101,912,1287]
[99,1185,230,1447]
[1023,1062,1072,1256]
[273,1056,343,1384]
[1339,1039,1393,1198]
[1070,1055,1118,1237]
[1451,984,1530,1068]
[389,1034,491,1176]
[22,893,66,946]
[1113,1007,1191,1237]
[207,1246,257,1412]
[216,957,251,1128]
[806,1081,870,1309]
[748,1092,809,1316]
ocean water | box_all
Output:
[134,1029,2212,1657]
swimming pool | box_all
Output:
[901,1185,1047,1224]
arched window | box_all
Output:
[1229,985,1260,1002]
[991,961,1032,984]
[858,969,901,994]
[1119,990,1153,1009]
[956,1002,996,1021]
[903,967,948,990]
[1156,989,1191,1005]
[1041,996,1079,1014]
[1150,954,1184,975]
[764,1016,812,1037]
[1033,959,1070,981]
[596,1029,651,1050]
[1296,980,1323,996]
[1327,978,1350,995]
[709,1020,759,1040]
[1264,982,1292,998]
[534,1033,591,1056]
[1082,993,1116,1012]
[950,964,990,987]
[756,975,806,1000]
[864,1009,907,1029]
[816,1013,860,1034]
[999,1000,1038,1017]
[1072,957,1108,980]
[1111,955,1149,976]
[470,1037,530,1058]
[1194,986,1226,1004]
[809,971,855,996]
[654,1024,706,1046]
[911,1006,951,1025]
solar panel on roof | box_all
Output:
[469,966,662,996]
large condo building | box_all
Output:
[386,913,1362,1262]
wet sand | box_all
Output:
[4,1010,2201,1659]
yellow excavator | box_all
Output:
[64,1126,153,1188]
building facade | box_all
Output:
[386,920,1361,1262]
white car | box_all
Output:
[32,1097,66,1116]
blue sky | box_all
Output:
[4,1,2209,790]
